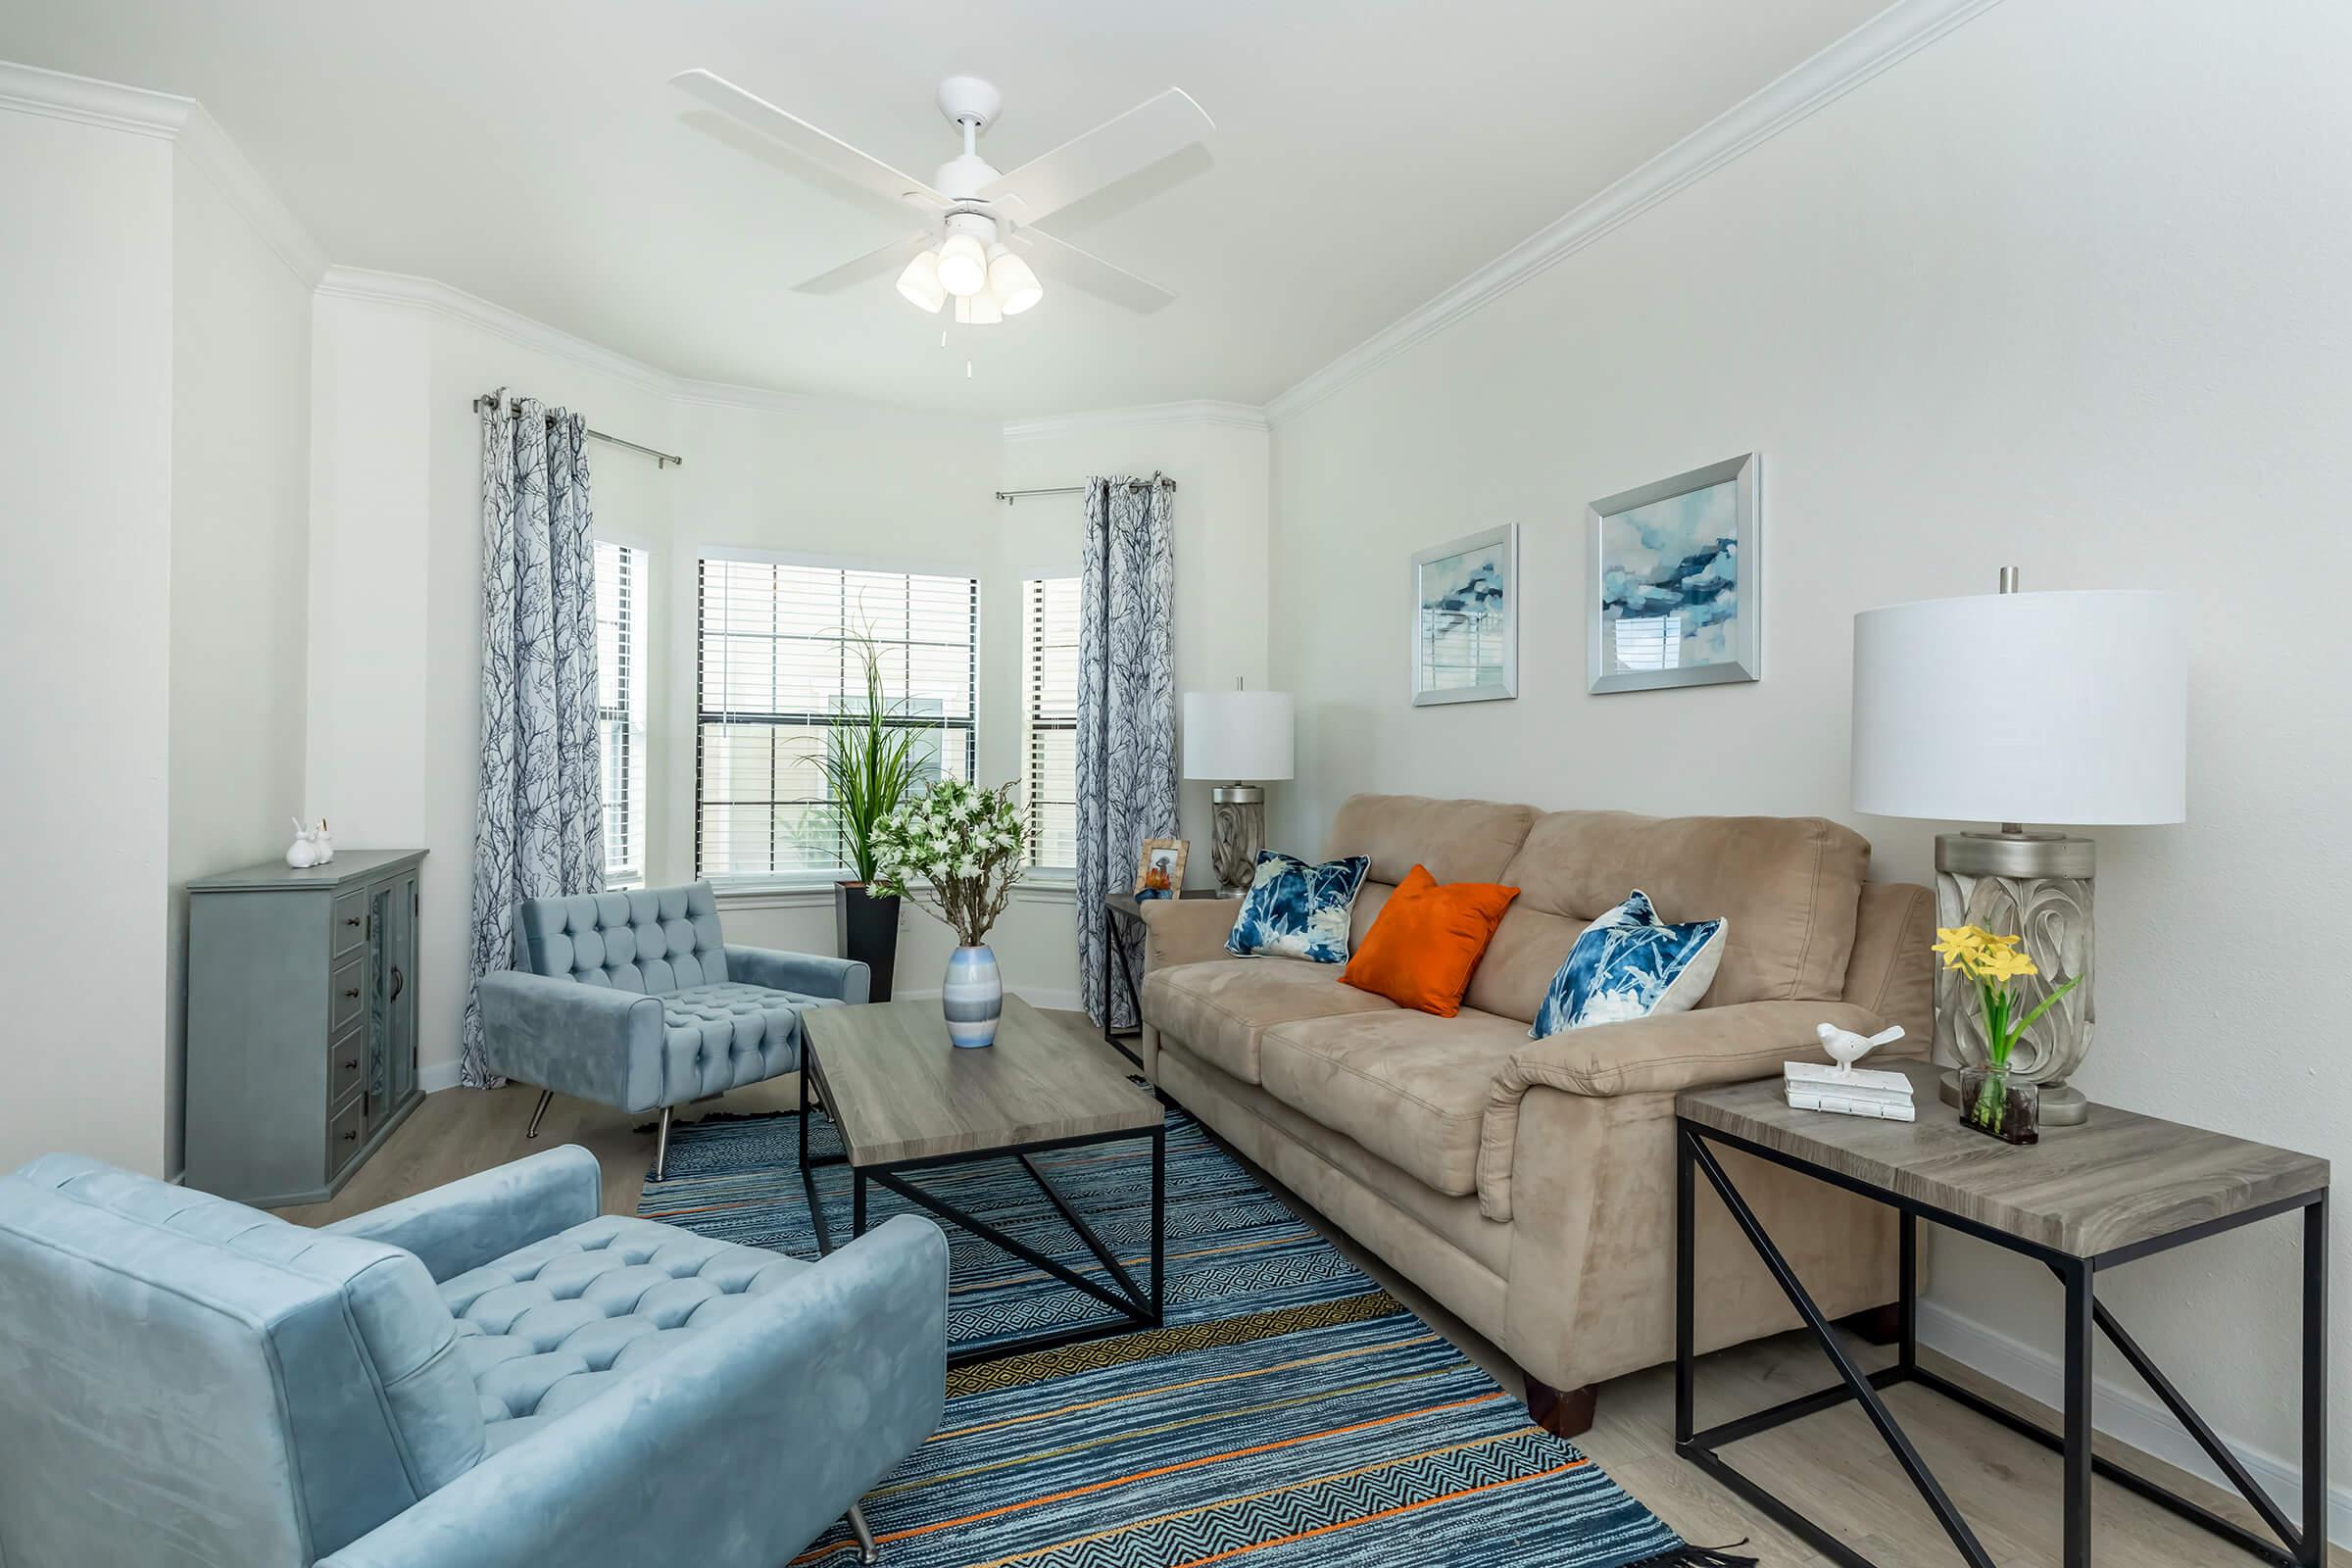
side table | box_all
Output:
[1676,1058,2328,1568]
[1101,888,1226,1065]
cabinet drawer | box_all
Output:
[328,1091,368,1179]
[329,956,366,1034]
[331,889,367,956]
[328,1024,366,1106]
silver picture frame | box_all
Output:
[1411,523,1518,706]
[1588,452,1761,694]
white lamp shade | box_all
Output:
[895,249,946,313]
[987,247,1043,315]
[936,233,988,297]
[1851,589,2186,825]
[953,288,1002,326]
[1183,691,1295,782]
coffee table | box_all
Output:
[797,994,1166,1365]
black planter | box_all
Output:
[835,882,900,1003]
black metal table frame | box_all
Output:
[799,1053,1166,1368]
[1676,1117,2328,1568]
[1100,904,1146,1067]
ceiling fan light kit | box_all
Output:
[671,68,1213,336]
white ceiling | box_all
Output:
[0,0,1889,416]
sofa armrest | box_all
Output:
[1137,897,1239,972]
[475,970,664,1111]
[318,1214,950,1568]
[323,1145,602,1283]
[724,945,870,1004]
[1477,1000,1894,1221]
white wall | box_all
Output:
[0,108,175,1176]
[1266,0,2352,1528]
[165,152,314,1174]
[999,409,1274,880]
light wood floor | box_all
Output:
[278,1011,2332,1567]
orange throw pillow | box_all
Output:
[1341,863,1521,1017]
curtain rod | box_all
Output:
[472,395,683,469]
[994,476,1176,506]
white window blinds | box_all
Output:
[1020,576,1081,871]
[696,558,978,881]
[594,540,649,885]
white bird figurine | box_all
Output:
[1815,1021,1906,1077]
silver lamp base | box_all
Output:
[1934,828,2096,1126]
[1209,785,1264,897]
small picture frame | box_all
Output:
[1588,453,1761,693]
[1412,524,1518,706]
[1135,838,1189,900]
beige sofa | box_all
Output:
[1137,794,1933,1435]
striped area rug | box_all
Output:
[640,1107,1736,1568]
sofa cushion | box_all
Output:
[1227,852,1371,963]
[1256,1006,1531,1198]
[518,882,728,994]
[1472,810,1869,1019]
[1143,958,1396,1084]
[1341,864,1521,1017]
[439,1214,808,1453]
[1321,794,1541,886]
[661,981,834,1097]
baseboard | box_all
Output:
[1916,1298,2347,1545]
[418,1060,463,1094]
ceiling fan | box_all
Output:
[672,69,1213,324]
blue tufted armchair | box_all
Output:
[0,1144,945,1567]
[477,881,867,1176]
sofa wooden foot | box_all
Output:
[1524,1376,1598,1440]
[1840,1301,1904,1346]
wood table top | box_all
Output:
[1678,1060,2328,1259]
[1104,888,1230,917]
[802,995,1163,1167]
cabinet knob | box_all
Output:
[342,988,360,1000]
[341,1059,358,1072]
[342,1129,359,1142]
[343,916,361,928]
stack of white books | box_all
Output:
[1784,1059,1916,1121]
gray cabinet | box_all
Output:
[184,850,427,1205]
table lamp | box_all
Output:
[1850,571,2185,1124]
[1183,681,1295,897]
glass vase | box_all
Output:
[1960,1064,2038,1146]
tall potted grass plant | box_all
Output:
[824,635,923,1002]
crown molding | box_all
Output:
[0,60,328,287]
[1263,0,2009,426]
[1003,400,1269,443]
[316,267,678,400]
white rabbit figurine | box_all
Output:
[313,818,335,864]
[1814,1020,1906,1077]
[286,817,320,869]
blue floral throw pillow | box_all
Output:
[1529,889,1727,1038]
[1226,852,1372,964]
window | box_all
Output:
[594,540,649,885]
[1020,577,1080,872]
[696,558,978,881]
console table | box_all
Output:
[1676,1058,2328,1568]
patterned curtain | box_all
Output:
[1077,475,1178,1030]
[460,393,606,1087]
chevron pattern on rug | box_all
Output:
[641,1107,1740,1567]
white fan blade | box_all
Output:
[979,87,1212,225]
[672,69,947,211]
[796,232,930,294]
[1021,229,1176,315]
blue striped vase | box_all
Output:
[942,944,1003,1049]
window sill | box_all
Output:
[710,875,1075,910]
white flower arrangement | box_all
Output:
[869,777,1029,949]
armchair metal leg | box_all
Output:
[523,1089,555,1140]
[653,1105,674,1180]
[847,1503,880,1565]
